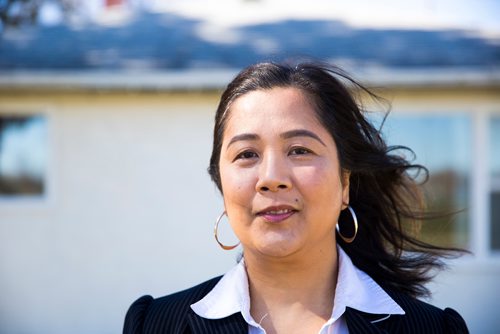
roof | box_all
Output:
[1,11,499,91]
[1,11,499,69]
[0,67,499,92]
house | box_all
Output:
[1,8,500,333]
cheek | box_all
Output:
[296,166,323,187]
[220,168,256,206]
[296,165,343,200]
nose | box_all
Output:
[255,152,292,193]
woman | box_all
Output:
[123,62,469,333]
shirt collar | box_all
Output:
[191,246,405,324]
[331,246,405,321]
[190,255,259,326]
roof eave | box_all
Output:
[0,67,499,92]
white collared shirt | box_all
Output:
[191,246,405,334]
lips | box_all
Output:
[256,205,298,223]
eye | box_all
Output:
[289,147,312,156]
[234,150,258,161]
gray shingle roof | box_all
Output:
[1,12,499,71]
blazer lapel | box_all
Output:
[344,308,390,334]
[186,309,247,334]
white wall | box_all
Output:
[430,259,500,333]
[0,94,239,334]
[0,92,499,333]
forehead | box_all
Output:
[224,87,324,134]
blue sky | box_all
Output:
[39,0,500,40]
[146,0,500,38]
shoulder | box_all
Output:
[123,276,222,334]
[383,289,469,333]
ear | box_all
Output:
[341,169,351,210]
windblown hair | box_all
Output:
[208,61,464,298]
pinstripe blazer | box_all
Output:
[123,276,468,334]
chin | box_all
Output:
[254,237,302,258]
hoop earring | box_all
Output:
[214,211,240,250]
[336,205,358,243]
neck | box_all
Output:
[244,242,338,333]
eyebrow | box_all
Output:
[227,133,260,148]
[226,129,326,149]
[281,129,326,146]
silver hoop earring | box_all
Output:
[336,205,358,243]
[214,211,240,250]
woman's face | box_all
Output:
[219,87,350,259]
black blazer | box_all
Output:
[123,276,468,334]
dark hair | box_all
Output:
[208,61,463,298]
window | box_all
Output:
[381,113,471,249]
[490,116,500,250]
[0,115,47,197]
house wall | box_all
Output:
[0,88,499,334]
